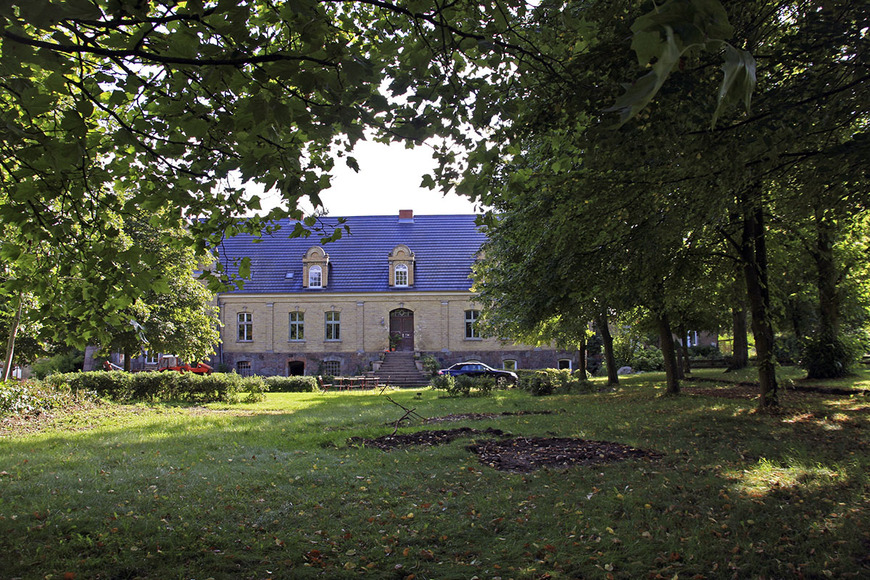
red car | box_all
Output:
[157,355,212,374]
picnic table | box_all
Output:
[319,375,380,391]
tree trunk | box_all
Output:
[740,189,778,409]
[676,323,690,378]
[658,313,680,395]
[596,312,619,386]
[123,347,133,372]
[815,205,840,339]
[729,306,749,371]
[577,332,588,378]
[3,291,23,382]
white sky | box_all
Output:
[257,140,482,217]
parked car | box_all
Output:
[157,355,213,375]
[438,361,518,385]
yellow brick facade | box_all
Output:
[216,290,577,376]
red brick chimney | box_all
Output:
[399,209,414,220]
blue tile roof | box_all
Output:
[216,214,487,294]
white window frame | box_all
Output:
[308,265,323,288]
[503,359,518,371]
[289,311,305,341]
[465,309,481,339]
[237,312,253,342]
[558,359,573,371]
[394,263,409,287]
[325,311,341,341]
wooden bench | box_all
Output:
[319,376,380,391]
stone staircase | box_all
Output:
[374,351,430,388]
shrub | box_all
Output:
[429,374,454,391]
[0,380,98,417]
[430,374,495,396]
[419,355,441,378]
[519,369,594,396]
[631,346,665,372]
[40,371,265,404]
[522,371,554,396]
[264,376,318,392]
[688,345,721,359]
[43,371,133,399]
[800,336,857,379]
[30,350,84,379]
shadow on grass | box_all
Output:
[0,383,867,579]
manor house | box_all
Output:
[212,211,577,378]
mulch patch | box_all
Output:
[424,410,554,423]
[347,427,662,472]
[348,427,509,450]
[468,437,662,472]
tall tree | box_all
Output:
[0,0,551,353]
[460,0,868,410]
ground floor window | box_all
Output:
[236,360,253,376]
[503,359,518,370]
[321,360,340,376]
[287,361,304,376]
[558,359,572,370]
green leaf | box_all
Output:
[711,45,757,129]
[238,257,252,279]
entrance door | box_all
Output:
[287,361,305,376]
[389,308,415,351]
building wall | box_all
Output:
[216,290,578,376]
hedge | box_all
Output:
[430,374,497,397]
[264,376,319,392]
[41,371,267,404]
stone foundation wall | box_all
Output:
[217,348,579,377]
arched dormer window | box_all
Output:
[388,244,414,287]
[394,263,409,287]
[303,246,329,288]
[308,265,322,288]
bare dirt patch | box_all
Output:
[348,427,509,450]
[424,410,555,423]
[348,427,661,472]
[468,437,662,472]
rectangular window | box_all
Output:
[465,309,481,339]
[145,351,158,364]
[322,360,340,376]
[237,312,253,341]
[289,311,305,341]
[236,361,252,376]
[503,359,518,371]
[325,311,341,341]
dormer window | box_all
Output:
[388,244,415,287]
[308,265,322,288]
[394,264,409,287]
[302,246,329,289]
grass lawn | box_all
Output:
[1,369,868,579]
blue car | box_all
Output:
[438,361,518,385]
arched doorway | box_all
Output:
[287,361,305,376]
[389,308,415,351]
